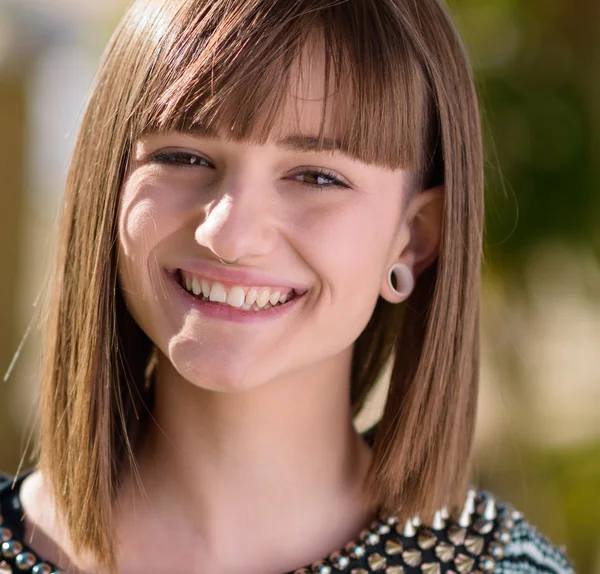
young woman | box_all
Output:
[0,0,575,573]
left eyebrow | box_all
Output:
[276,135,346,154]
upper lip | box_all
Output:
[168,260,310,295]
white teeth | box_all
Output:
[209,283,227,303]
[246,288,258,305]
[227,286,246,308]
[255,289,271,308]
[181,272,296,310]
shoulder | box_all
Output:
[363,488,577,574]
[496,508,576,574]
[462,489,576,574]
[0,469,34,534]
[0,471,16,495]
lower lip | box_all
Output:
[165,271,306,324]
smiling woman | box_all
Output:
[0,1,576,574]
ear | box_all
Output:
[381,185,444,303]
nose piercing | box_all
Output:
[216,254,239,266]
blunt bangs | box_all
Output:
[124,0,435,172]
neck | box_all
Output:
[117,347,375,573]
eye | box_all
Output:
[151,150,212,168]
[289,168,350,190]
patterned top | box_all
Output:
[0,471,575,574]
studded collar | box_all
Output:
[284,487,520,573]
[0,471,519,574]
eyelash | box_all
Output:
[150,151,350,190]
[151,150,211,168]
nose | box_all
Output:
[194,177,278,262]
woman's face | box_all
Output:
[117,48,419,393]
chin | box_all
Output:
[169,344,265,394]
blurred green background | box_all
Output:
[0,0,598,571]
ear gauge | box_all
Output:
[388,263,414,299]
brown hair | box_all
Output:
[38,0,483,570]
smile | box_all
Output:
[174,269,301,312]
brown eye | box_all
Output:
[290,169,349,190]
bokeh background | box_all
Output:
[0,0,598,571]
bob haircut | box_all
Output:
[38,0,483,570]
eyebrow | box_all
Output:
[179,126,347,155]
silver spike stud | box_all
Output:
[500,516,515,530]
[367,553,387,571]
[440,506,450,520]
[402,548,422,567]
[328,551,350,570]
[1,540,23,558]
[473,518,493,535]
[465,489,477,514]
[360,530,380,546]
[432,510,445,531]
[483,498,497,521]
[385,539,403,556]
[464,535,484,556]
[311,561,331,574]
[435,542,455,563]
[421,563,441,574]
[454,553,475,574]
[447,524,467,546]
[411,514,422,527]
[487,541,505,561]
[15,552,37,570]
[493,528,512,545]
[417,528,437,550]
[345,542,366,559]
[478,555,496,572]
[402,519,416,537]
[458,505,472,528]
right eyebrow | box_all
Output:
[177,126,350,155]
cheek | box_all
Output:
[117,181,182,305]
[296,199,393,297]
[119,183,170,257]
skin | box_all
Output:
[19,42,443,574]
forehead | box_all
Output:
[179,38,350,151]
[265,38,344,142]
[132,8,431,170]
